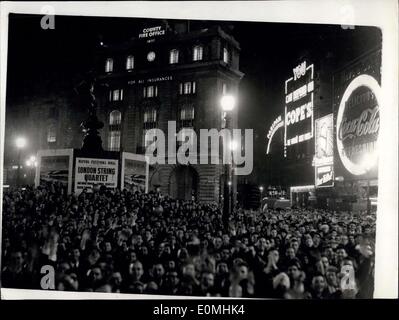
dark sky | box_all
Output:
[6,14,382,185]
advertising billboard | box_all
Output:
[333,49,381,181]
[284,61,314,149]
[314,114,334,188]
[74,157,119,193]
[121,152,149,193]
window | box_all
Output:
[180,105,195,120]
[108,110,121,151]
[109,89,123,101]
[193,45,203,61]
[144,109,157,123]
[179,81,196,95]
[143,129,157,148]
[169,49,179,64]
[143,85,158,98]
[223,47,229,64]
[47,124,57,143]
[105,58,113,73]
[109,131,121,151]
[126,55,134,70]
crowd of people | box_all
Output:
[1,183,376,298]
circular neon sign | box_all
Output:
[336,74,381,176]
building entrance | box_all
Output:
[169,165,198,201]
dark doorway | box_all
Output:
[169,166,198,201]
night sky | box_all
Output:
[5,14,382,185]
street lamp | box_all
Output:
[15,137,27,187]
[220,94,236,229]
[259,186,264,211]
[26,155,37,185]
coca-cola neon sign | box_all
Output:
[336,74,381,176]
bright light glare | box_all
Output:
[16,137,27,149]
[229,140,238,151]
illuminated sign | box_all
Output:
[336,74,380,176]
[139,26,166,39]
[314,114,334,166]
[74,158,119,193]
[128,75,173,85]
[284,61,314,149]
[266,115,284,154]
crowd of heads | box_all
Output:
[2,183,376,298]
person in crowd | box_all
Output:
[1,182,376,298]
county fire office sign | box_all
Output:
[74,158,119,193]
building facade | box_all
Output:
[94,21,244,203]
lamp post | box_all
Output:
[220,94,236,229]
[26,155,37,185]
[15,137,27,187]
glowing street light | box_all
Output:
[220,94,236,112]
[229,140,238,151]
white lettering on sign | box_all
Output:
[293,61,307,81]
[293,84,308,101]
[139,26,165,39]
[338,106,379,142]
[285,102,313,126]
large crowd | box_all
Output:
[1,183,376,298]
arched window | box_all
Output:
[223,47,229,64]
[105,58,113,73]
[108,110,121,151]
[47,123,57,143]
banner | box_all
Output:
[121,153,149,193]
[74,158,118,193]
[315,164,334,188]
